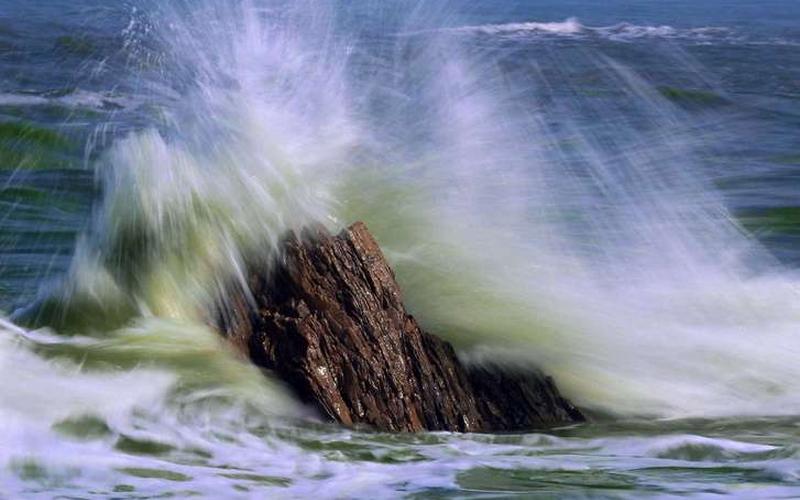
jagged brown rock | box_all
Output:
[218,222,583,432]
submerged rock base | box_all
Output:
[218,222,583,432]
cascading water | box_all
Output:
[2,0,800,496]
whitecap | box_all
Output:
[458,17,585,36]
[454,17,734,44]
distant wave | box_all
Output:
[464,17,584,36]
[598,23,731,42]
[0,89,133,110]
[455,17,737,43]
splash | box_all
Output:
[11,0,800,421]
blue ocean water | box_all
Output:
[1,1,800,498]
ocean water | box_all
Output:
[1,0,800,497]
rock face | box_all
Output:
[218,222,583,432]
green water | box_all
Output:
[2,0,800,497]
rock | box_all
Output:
[217,222,583,432]
[468,363,585,430]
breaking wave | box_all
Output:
[455,17,736,43]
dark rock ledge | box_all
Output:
[217,222,583,432]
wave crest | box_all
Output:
[456,17,733,43]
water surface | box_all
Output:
[1,1,800,497]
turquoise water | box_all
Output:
[1,1,800,497]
